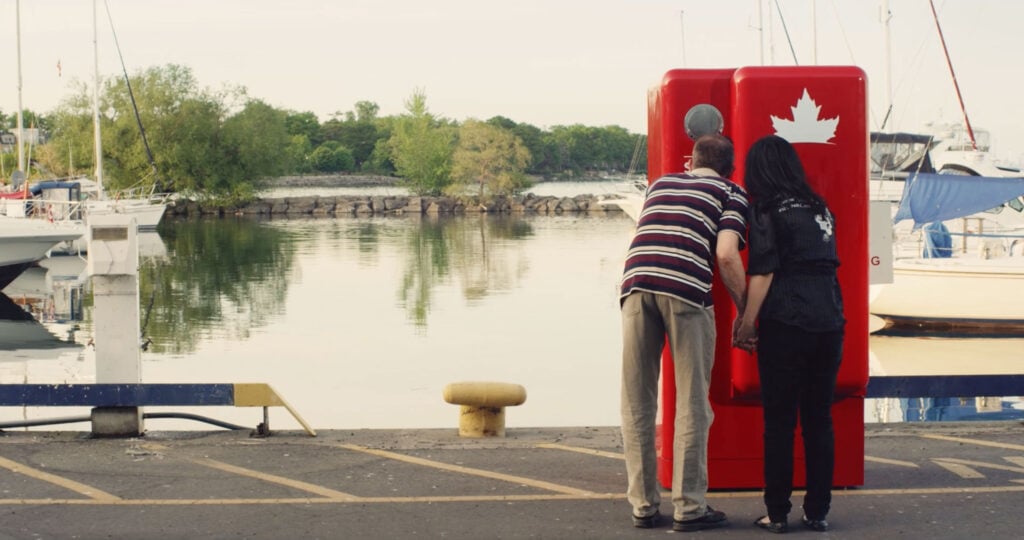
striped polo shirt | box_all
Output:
[620,169,749,308]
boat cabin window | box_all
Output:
[946,128,991,152]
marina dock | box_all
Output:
[1,422,1021,539]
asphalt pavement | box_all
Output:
[1,421,1023,539]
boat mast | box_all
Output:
[881,0,893,130]
[757,0,764,65]
[928,0,977,150]
[811,0,817,65]
[679,10,687,66]
[15,0,25,175]
[92,0,104,195]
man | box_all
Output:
[619,134,749,532]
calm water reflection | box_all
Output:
[2,211,1022,431]
[2,213,635,430]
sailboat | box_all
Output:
[0,1,87,287]
[80,0,168,231]
[867,1,1024,332]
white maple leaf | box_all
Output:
[770,89,839,144]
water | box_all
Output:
[256,178,642,200]
[1,211,636,431]
[2,187,1022,431]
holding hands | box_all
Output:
[733,316,758,352]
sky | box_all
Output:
[3,0,1023,162]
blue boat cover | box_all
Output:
[893,172,1024,228]
[28,181,81,196]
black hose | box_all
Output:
[143,412,248,431]
[0,415,91,428]
[0,412,249,431]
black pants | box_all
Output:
[756,319,843,522]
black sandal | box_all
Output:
[754,515,788,534]
[801,515,829,532]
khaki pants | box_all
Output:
[620,292,716,521]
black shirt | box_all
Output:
[748,197,845,332]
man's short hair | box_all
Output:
[692,134,734,177]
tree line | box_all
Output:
[1,64,647,199]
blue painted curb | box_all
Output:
[866,375,1024,398]
[0,384,235,406]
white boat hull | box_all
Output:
[0,217,85,267]
[870,257,1024,327]
[86,199,167,230]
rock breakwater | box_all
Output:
[165,193,629,218]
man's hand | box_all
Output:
[732,316,757,352]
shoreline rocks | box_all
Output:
[166,193,628,218]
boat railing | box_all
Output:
[108,183,176,206]
[0,197,87,224]
[893,216,1024,259]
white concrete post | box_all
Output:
[87,214,144,435]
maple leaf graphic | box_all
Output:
[770,89,839,144]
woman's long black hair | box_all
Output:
[743,135,828,212]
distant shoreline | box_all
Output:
[260,174,402,189]
[259,172,639,190]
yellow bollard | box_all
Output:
[442,382,527,437]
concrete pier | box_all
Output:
[0,422,1021,539]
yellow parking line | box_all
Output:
[931,457,1024,475]
[835,485,1024,496]
[931,460,986,479]
[865,455,919,468]
[536,443,624,460]
[191,458,361,501]
[919,434,1024,452]
[1005,457,1024,468]
[0,493,622,505]
[2,485,1024,506]
[336,443,594,496]
[140,442,360,500]
[0,455,120,502]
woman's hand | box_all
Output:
[733,317,758,352]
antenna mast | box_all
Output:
[928,0,977,150]
[880,0,893,130]
[93,0,104,191]
[680,10,687,66]
[15,0,25,174]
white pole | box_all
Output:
[93,0,104,194]
[16,0,25,174]
[680,10,687,66]
[811,0,818,65]
[758,0,765,65]
[88,214,143,435]
[882,0,894,130]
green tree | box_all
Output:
[284,111,322,147]
[221,99,291,185]
[387,90,455,195]
[310,142,355,172]
[285,134,313,174]
[486,116,556,176]
[45,64,228,193]
[321,100,381,170]
[450,120,531,198]
[107,64,226,192]
[363,116,396,174]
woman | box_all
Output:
[734,135,845,534]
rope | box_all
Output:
[139,262,160,347]
[928,0,977,150]
[102,0,164,190]
[772,0,800,65]
[935,230,1024,240]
